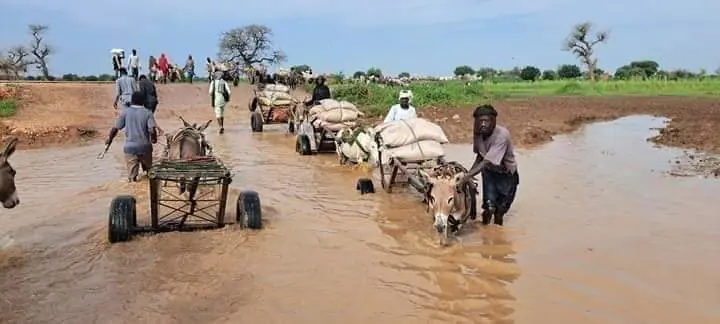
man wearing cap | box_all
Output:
[304,75,331,106]
[459,104,519,226]
[383,90,417,123]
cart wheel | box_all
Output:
[251,111,263,132]
[296,134,311,155]
[288,121,295,133]
[108,195,136,243]
[236,190,262,229]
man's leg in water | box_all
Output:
[214,104,225,134]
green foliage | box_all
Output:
[291,64,311,73]
[520,66,541,81]
[323,79,720,118]
[0,100,17,117]
[557,64,582,79]
[366,67,382,78]
[614,60,660,79]
[476,67,496,80]
[353,71,366,79]
[542,70,557,80]
[454,65,475,76]
[398,72,410,78]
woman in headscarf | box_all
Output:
[158,53,169,84]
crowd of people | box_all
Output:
[112,49,201,84]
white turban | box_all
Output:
[398,90,413,103]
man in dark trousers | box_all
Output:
[459,105,519,226]
[137,75,158,113]
[304,75,331,106]
[105,92,160,182]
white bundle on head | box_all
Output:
[398,90,413,103]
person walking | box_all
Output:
[205,57,215,83]
[138,75,158,113]
[209,71,230,134]
[113,68,136,109]
[158,53,169,84]
[128,49,140,80]
[184,55,195,84]
[105,91,161,182]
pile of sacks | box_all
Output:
[374,118,449,161]
[258,84,294,107]
[308,99,363,131]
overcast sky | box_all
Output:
[1,0,717,76]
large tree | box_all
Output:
[563,22,608,82]
[28,24,54,80]
[0,46,30,79]
[218,24,286,67]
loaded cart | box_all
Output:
[108,156,262,243]
[249,84,298,133]
[295,119,341,155]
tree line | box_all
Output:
[0,25,54,80]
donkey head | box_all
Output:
[420,169,466,245]
[0,137,19,209]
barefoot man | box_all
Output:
[459,104,519,226]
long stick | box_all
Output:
[97,143,110,159]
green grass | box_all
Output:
[0,100,17,118]
[310,79,720,117]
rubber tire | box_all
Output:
[108,195,136,243]
[251,111,263,132]
[296,134,312,155]
[236,190,262,229]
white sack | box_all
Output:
[319,99,358,111]
[374,118,448,148]
[312,119,356,131]
[383,140,445,161]
[264,84,290,93]
[258,97,294,107]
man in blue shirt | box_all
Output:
[105,91,160,182]
[113,68,136,110]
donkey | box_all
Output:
[335,126,379,166]
[165,116,213,197]
[419,161,478,245]
[0,137,19,209]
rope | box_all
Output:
[399,119,426,161]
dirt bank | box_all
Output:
[3,84,720,158]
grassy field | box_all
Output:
[318,79,720,116]
[0,100,17,117]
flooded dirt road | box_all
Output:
[1,84,719,324]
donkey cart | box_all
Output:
[249,88,297,133]
[107,157,262,243]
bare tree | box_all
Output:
[7,46,30,78]
[563,22,608,82]
[218,25,286,68]
[28,24,54,80]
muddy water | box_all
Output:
[1,90,718,324]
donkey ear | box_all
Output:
[420,170,435,184]
[199,119,213,131]
[2,137,18,158]
[178,116,191,127]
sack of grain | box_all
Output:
[312,119,357,131]
[258,96,294,107]
[383,140,444,161]
[374,118,448,148]
[260,90,293,100]
[264,84,290,93]
[309,99,362,123]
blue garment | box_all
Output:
[115,105,157,155]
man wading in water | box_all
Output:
[113,68,136,110]
[459,105,519,226]
[105,92,161,182]
[209,71,230,134]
